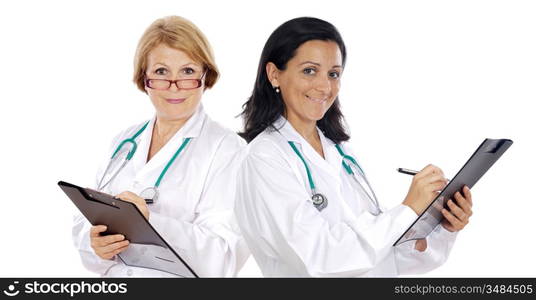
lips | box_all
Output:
[306,95,327,103]
[166,98,186,104]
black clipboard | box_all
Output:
[59,180,198,277]
[393,138,513,246]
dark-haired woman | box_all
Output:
[235,17,473,277]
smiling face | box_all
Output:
[145,43,205,122]
[268,40,343,126]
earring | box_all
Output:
[275,87,280,93]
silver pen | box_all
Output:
[397,168,419,176]
[397,168,450,181]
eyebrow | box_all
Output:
[299,61,342,68]
[152,62,202,69]
[153,62,170,68]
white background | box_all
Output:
[0,0,534,277]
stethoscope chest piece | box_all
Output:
[140,186,159,204]
[311,193,328,211]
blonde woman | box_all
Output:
[72,16,248,277]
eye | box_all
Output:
[303,67,316,75]
[182,67,196,76]
[329,71,341,79]
[154,67,167,75]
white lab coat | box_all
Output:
[72,105,249,277]
[234,116,457,277]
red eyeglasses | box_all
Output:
[145,72,206,90]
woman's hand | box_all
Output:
[90,225,129,260]
[441,186,473,232]
[415,239,427,252]
[403,164,448,215]
[411,186,473,252]
[115,191,150,220]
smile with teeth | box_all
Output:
[306,95,327,103]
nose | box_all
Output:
[314,75,332,94]
[168,81,180,92]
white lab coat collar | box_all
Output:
[272,116,343,180]
[131,105,207,178]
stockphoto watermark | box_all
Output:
[2,280,127,297]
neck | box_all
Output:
[154,116,189,142]
[286,114,320,146]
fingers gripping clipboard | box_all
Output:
[59,181,198,277]
[393,138,513,246]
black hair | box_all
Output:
[238,17,350,143]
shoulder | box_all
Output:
[202,116,246,150]
[244,128,297,171]
[335,139,357,155]
[247,128,288,157]
[109,119,150,146]
[335,140,369,171]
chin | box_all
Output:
[308,110,328,122]
[157,108,189,120]
[304,103,331,120]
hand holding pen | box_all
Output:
[398,168,450,181]
[398,165,472,233]
[399,164,448,215]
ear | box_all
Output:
[143,75,150,94]
[266,62,280,88]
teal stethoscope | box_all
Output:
[288,141,383,215]
[97,121,192,204]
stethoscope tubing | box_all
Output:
[289,141,383,215]
[96,121,191,200]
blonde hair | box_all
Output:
[133,16,219,92]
